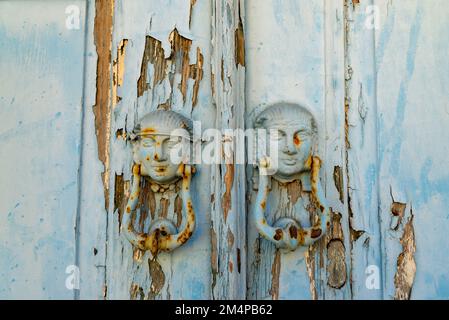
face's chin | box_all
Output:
[143,164,179,184]
[274,161,304,181]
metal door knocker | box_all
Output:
[122,110,195,256]
[252,103,330,251]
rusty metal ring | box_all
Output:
[122,164,196,256]
[253,156,330,251]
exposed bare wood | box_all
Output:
[394,213,416,300]
[93,0,114,211]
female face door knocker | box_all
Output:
[122,110,195,256]
[253,103,330,251]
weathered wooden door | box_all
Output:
[1,0,449,300]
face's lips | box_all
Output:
[281,158,298,166]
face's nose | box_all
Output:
[283,133,298,155]
[153,141,167,161]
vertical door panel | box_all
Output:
[245,0,351,299]
[344,0,383,299]
[373,0,449,299]
[104,0,213,299]
[0,0,87,299]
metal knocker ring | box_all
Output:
[254,156,330,251]
[252,103,331,251]
[121,110,196,256]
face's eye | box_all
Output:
[141,137,156,147]
[293,132,302,146]
[166,136,182,149]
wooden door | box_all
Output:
[1,0,449,300]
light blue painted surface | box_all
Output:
[0,0,449,300]
[374,0,449,299]
[0,0,86,299]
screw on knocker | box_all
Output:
[121,110,196,256]
[252,103,331,250]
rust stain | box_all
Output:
[222,163,234,222]
[148,257,165,300]
[273,229,283,241]
[115,128,126,140]
[293,133,301,146]
[288,225,298,239]
[141,127,156,134]
[394,212,416,300]
[234,8,245,67]
[311,229,322,239]
[270,250,281,300]
[93,0,114,211]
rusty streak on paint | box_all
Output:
[148,257,165,300]
[234,7,245,67]
[222,163,234,222]
[270,250,281,300]
[333,166,344,203]
[394,211,416,300]
[93,0,114,211]
[326,211,347,289]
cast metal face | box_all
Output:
[132,110,193,184]
[136,134,183,184]
[267,121,313,181]
[255,103,316,182]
